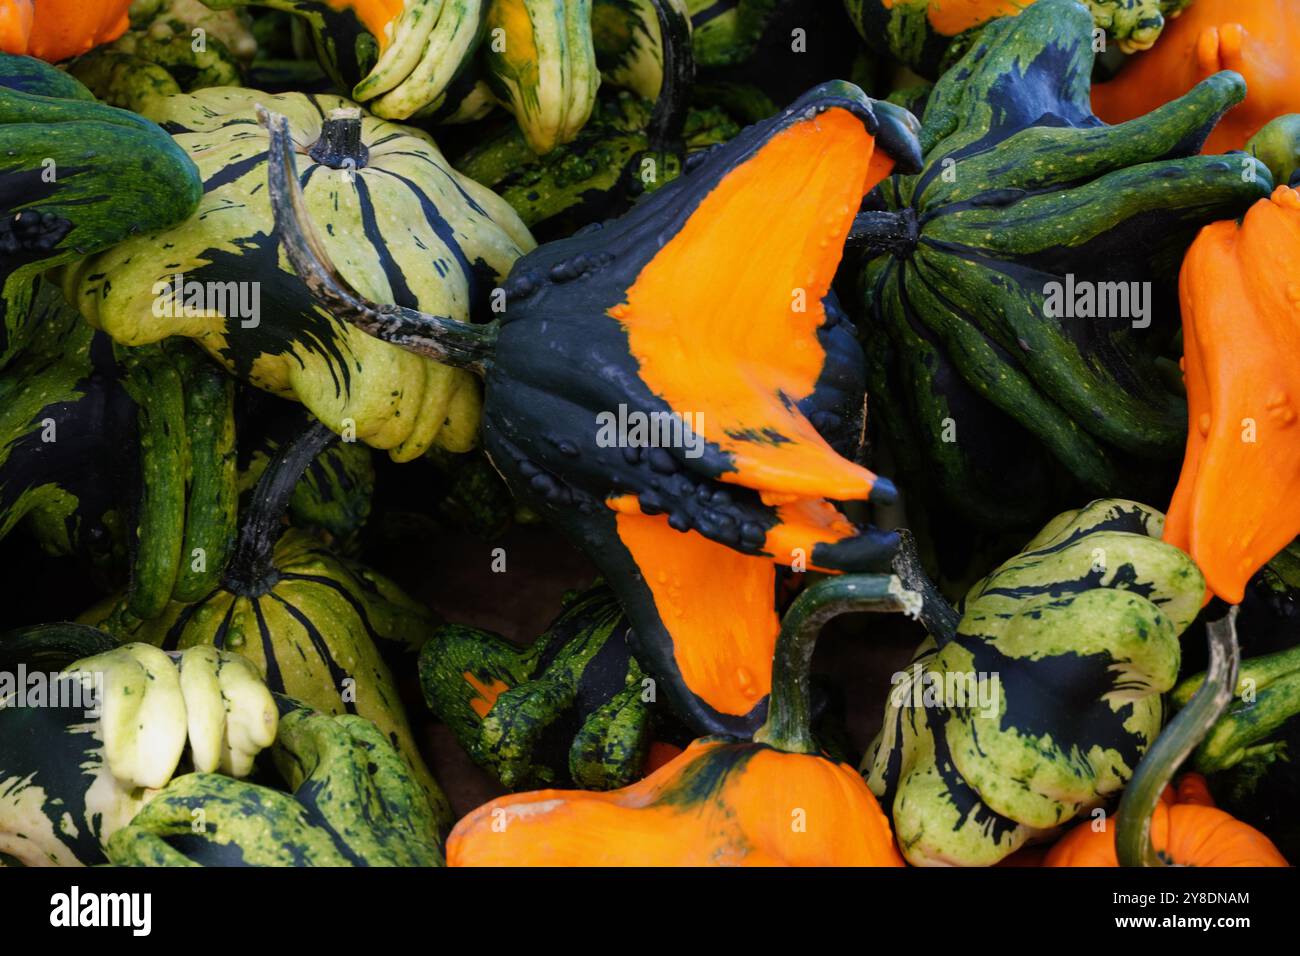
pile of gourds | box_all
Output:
[2,0,1299,869]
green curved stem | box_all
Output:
[891,529,960,646]
[754,574,910,754]
[1115,606,1241,867]
[644,0,694,154]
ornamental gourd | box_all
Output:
[263,81,923,736]
[853,0,1269,529]
[107,698,444,866]
[420,584,656,789]
[0,624,276,866]
[447,575,912,866]
[0,0,132,62]
[63,87,533,462]
[1047,609,1290,866]
[1093,0,1300,154]
[83,423,450,828]
[0,282,238,614]
[1165,186,1300,604]
[0,54,201,369]
[864,499,1205,866]
[843,0,1191,78]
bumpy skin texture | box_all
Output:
[843,0,1191,77]
[1093,0,1300,155]
[420,584,653,790]
[856,0,1270,528]
[449,737,905,866]
[82,529,450,828]
[0,54,201,368]
[481,81,921,736]
[107,700,445,866]
[864,499,1205,866]
[0,625,277,867]
[1165,187,1300,604]
[1044,773,1291,866]
[456,92,739,237]
[64,87,532,461]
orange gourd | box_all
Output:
[1092,0,1300,154]
[447,575,910,867]
[325,0,402,51]
[1165,186,1300,604]
[1043,774,1290,867]
[0,0,132,63]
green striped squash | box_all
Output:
[863,499,1205,866]
[484,0,600,154]
[107,700,444,866]
[84,527,449,828]
[63,87,534,462]
[592,0,690,101]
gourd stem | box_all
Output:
[891,529,960,646]
[223,420,338,596]
[309,108,370,170]
[645,0,694,154]
[754,574,911,754]
[846,209,918,258]
[258,105,498,375]
[1115,606,1241,867]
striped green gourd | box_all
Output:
[853,0,1271,528]
[107,699,444,866]
[483,0,600,154]
[0,54,201,369]
[84,422,450,828]
[419,584,654,789]
[0,282,237,612]
[843,0,1194,78]
[63,87,533,462]
[863,499,1205,866]
[592,0,690,101]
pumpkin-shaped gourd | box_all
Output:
[420,584,655,790]
[854,0,1270,529]
[1045,774,1290,866]
[1165,186,1300,604]
[0,625,277,866]
[864,499,1205,866]
[1093,0,1300,154]
[63,88,534,462]
[0,0,133,63]
[107,699,444,866]
[83,423,450,827]
[448,575,911,866]
[0,54,201,367]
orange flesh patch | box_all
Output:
[0,1,33,56]
[326,0,404,50]
[882,0,1031,37]
[610,108,885,502]
[16,0,130,62]
[1166,187,1300,603]
[613,510,779,717]
[463,671,510,719]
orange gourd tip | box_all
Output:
[447,574,913,867]
[1092,0,1300,153]
[1165,185,1300,604]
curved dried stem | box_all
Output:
[257,105,497,374]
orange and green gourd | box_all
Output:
[1092,0,1300,154]
[262,80,924,737]
[446,574,912,866]
[1165,186,1300,604]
